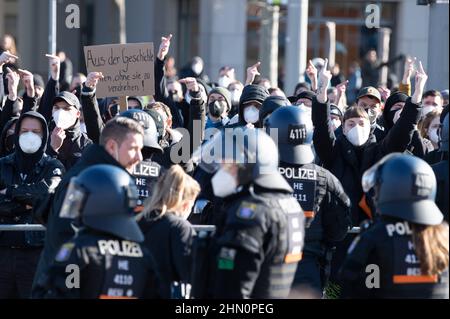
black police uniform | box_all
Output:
[33,165,160,299]
[0,111,65,299]
[340,217,448,298]
[266,106,351,296]
[280,162,351,293]
[340,153,449,299]
[34,230,159,299]
[196,128,305,299]
[212,186,304,299]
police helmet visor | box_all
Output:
[361,153,398,193]
[59,178,86,219]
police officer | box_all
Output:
[196,127,305,299]
[432,113,449,220]
[33,165,160,299]
[0,111,65,299]
[266,106,351,297]
[340,153,449,298]
[120,109,163,212]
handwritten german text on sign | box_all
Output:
[84,43,154,98]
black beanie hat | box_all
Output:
[296,90,316,102]
[209,87,232,111]
[239,84,270,106]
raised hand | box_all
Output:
[245,62,261,86]
[305,60,318,91]
[402,56,416,84]
[0,51,19,69]
[336,80,349,108]
[46,54,61,81]
[317,58,332,103]
[50,127,66,152]
[85,72,104,89]
[158,34,173,61]
[6,67,20,101]
[412,60,428,104]
[179,77,199,93]
[18,69,35,98]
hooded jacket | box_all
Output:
[0,111,65,247]
[382,92,429,158]
[226,84,270,128]
[0,117,18,157]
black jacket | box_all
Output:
[33,229,160,299]
[209,186,305,299]
[382,101,430,158]
[154,57,190,130]
[45,120,92,170]
[0,111,65,247]
[32,143,129,295]
[0,117,18,157]
[312,97,420,225]
[80,85,105,144]
[279,162,352,256]
[152,89,205,174]
[38,78,92,170]
[339,218,449,299]
[139,212,194,298]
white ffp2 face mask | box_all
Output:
[211,168,238,198]
[53,109,76,130]
[331,119,341,131]
[243,106,260,124]
[19,132,42,154]
[428,128,440,145]
[230,90,241,104]
[345,124,370,146]
[218,76,232,89]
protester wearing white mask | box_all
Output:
[47,92,92,170]
[311,57,428,278]
[342,111,371,147]
[0,111,64,299]
[421,90,444,118]
[217,66,235,89]
[227,84,269,129]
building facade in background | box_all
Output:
[0,0,448,92]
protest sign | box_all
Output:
[84,42,154,98]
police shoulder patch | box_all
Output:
[217,247,237,270]
[236,202,257,220]
[55,242,75,262]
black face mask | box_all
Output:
[5,134,15,153]
[208,101,226,118]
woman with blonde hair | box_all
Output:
[138,164,201,298]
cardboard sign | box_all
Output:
[84,43,155,98]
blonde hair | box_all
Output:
[418,109,441,139]
[142,165,200,218]
[411,222,449,276]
